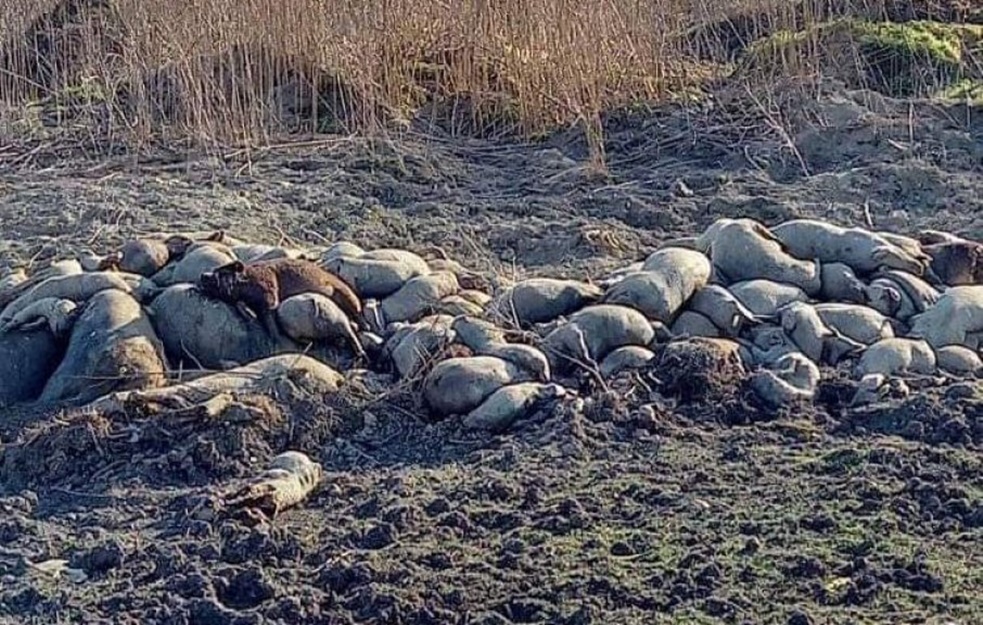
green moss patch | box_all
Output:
[938,77,983,101]
[739,18,983,98]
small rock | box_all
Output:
[609,541,635,557]
[359,523,397,550]
[76,540,125,575]
[565,605,594,625]
[787,609,815,625]
[215,567,276,610]
[198,544,222,562]
[502,538,525,554]
[425,497,452,517]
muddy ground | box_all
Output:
[1,81,982,624]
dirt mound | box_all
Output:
[884,0,983,24]
[0,0,126,99]
[131,45,369,132]
[836,381,983,445]
[656,339,745,404]
[738,19,983,99]
[685,1,983,63]
[0,377,371,491]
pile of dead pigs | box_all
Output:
[1,217,982,432]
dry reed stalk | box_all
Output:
[0,0,955,162]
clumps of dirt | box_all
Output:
[0,377,370,491]
[814,367,863,415]
[809,553,945,608]
[835,382,983,446]
[655,338,746,404]
[620,337,778,429]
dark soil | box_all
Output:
[1,81,983,623]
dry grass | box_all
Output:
[0,0,972,157]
